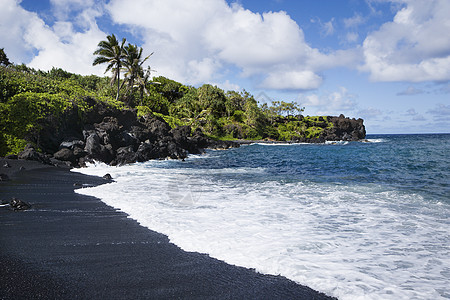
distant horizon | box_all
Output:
[366,132,450,135]
[1,0,449,134]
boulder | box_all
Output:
[18,145,51,164]
[322,115,366,141]
[59,138,85,150]
[116,131,140,149]
[116,109,139,129]
[73,146,87,159]
[170,125,191,149]
[129,125,150,143]
[84,133,102,156]
[111,146,136,166]
[143,117,171,139]
[53,148,76,163]
[9,197,31,211]
[135,142,160,162]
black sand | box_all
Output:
[0,158,335,299]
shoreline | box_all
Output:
[233,138,370,145]
[0,158,335,299]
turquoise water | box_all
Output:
[178,134,450,203]
[76,134,450,299]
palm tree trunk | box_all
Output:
[116,66,120,101]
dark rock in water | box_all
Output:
[135,142,160,162]
[18,145,51,165]
[167,140,187,159]
[103,173,112,180]
[9,197,31,211]
[208,139,239,150]
[19,166,26,171]
[322,115,366,141]
[112,146,136,166]
[0,173,10,181]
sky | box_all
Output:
[1,0,449,134]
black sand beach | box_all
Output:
[0,158,335,299]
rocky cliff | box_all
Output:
[323,114,366,141]
[9,100,237,167]
[289,114,366,143]
[6,103,366,167]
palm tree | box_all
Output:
[121,44,153,105]
[93,34,126,101]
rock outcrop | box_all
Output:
[13,104,365,167]
[9,197,32,211]
[323,114,366,141]
[17,107,238,167]
[291,114,366,143]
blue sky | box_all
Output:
[1,0,449,134]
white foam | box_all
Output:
[365,138,385,143]
[74,162,450,300]
[325,140,349,145]
[252,142,309,146]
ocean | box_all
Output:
[74,134,450,299]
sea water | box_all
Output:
[73,134,450,299]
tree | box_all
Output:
[0,48,11,66]
[269,100,304,118]
[93,34,126,101]
[121,43,153,105]
[197,84,227,118]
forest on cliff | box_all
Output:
[0,43,364,158]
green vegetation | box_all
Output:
[0,42,333,156]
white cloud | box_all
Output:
[361,0,450,82]
[321,18,335,37]
[211,80,241,92]
[50,0,96,21]
[427,103,450,121]
[301,87,358,115]
[406,108,418,115]
[344,13,365,28]
[397,86,424,96]
[357,107,383,119]
[106,0,358,90]
[412,115,426,121]
[261,70,323,91]
[346,32,359,43]
[0,0,39,63]
[27,22,107,75]
[0,0,106,75]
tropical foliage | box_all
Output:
[0,44,333,156]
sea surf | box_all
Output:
[74,134,450,299]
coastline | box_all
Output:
[0,159,335,299]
